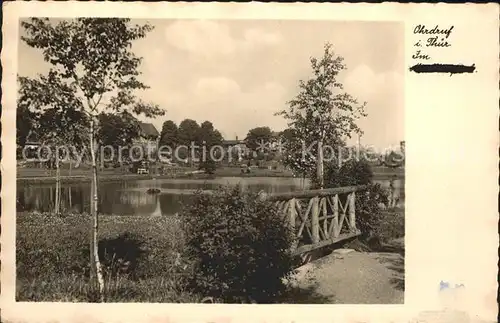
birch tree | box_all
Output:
[40,107,88,215]
[276,43,366,188]
[20,18,165,300]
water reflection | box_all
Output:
[17,177,404,216]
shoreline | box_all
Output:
[16,172,296,185]
[17,166,405,185]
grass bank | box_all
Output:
[17,206,404,302]
[17,167,295,184]
[16,212,198,302]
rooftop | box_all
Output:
[139,122,159,138]
[223,140,246,146]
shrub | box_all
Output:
[322,159,389,239]
[375,208,405,243]
[200,159,217,175]
[180,186,298,303]
[354,183,388,239]
[323,158,373,187]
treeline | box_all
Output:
[158,119,224,173]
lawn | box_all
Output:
[16,212,198,302]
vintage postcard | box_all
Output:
[1,2,498,323]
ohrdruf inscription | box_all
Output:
[412,24,454,61]
[414,24,454,40]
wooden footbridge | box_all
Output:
[264,185,368,255]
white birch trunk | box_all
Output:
[90,116,105,301]
[55,158,60,215]
[316,138,324,189]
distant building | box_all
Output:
[135,122,160,147]
[222,136,249,161]
[269,131,282,152]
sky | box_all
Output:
[18,19,404,150]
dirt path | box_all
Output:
[292,245,404,304]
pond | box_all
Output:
[17,177,404,216]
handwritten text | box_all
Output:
[412,24,454,61]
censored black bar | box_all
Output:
[409,63,476,74]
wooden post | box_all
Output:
[289,198,296,233]
[332,194,339,237]
[311,196,320,243]
[321,198,328,238]
[349,192,356,231]
[68,186,72,209]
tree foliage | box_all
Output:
[323,158,388,238]
[97,111,140,148]
[279,128,316,178]
[198,121,223,146]
[197,121,223,174]
[245,126,273,152]
[20,18,165,161]
[159,120,179,148]
[277,43,366,143]
[178,119,200,147]
[16,102,39,149]
[382,150,405,168]
[19,18,165,300]
[181,187,298,303]
[38,107,90,148]
[20,18,164,118]
[276,43,366,185]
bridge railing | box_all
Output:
[265,185,368,255]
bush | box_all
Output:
[322,159,389,239]
[375,208,405,243]
[180,186,299,303]
[323,158,373,187]
[200,159,217,175]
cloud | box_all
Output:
[344,64,385,100]
[164,20,237,57]
[343,64,404,148]
[194,77,242,96]
[164,20,282,58]
[344,64,403,104]
[142,77,288,139]
[242,28,283,48]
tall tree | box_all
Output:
[197,121,223,174]
[276,43,366,188]
[20,18,165,300]
[279,127,316,187]
[159,120,179,148]
[97,111,140,161]
[245,126,273,153]
[177,119,200,164]
[37,107,89,215]
[16,103,38,150]
[178,119,200,145]
[197,121,223,145]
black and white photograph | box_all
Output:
[14,17,406,304]
[2,3,499,323]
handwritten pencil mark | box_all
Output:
[439,280,465,291]
[409,63,476,75]
[439,280,450,291]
